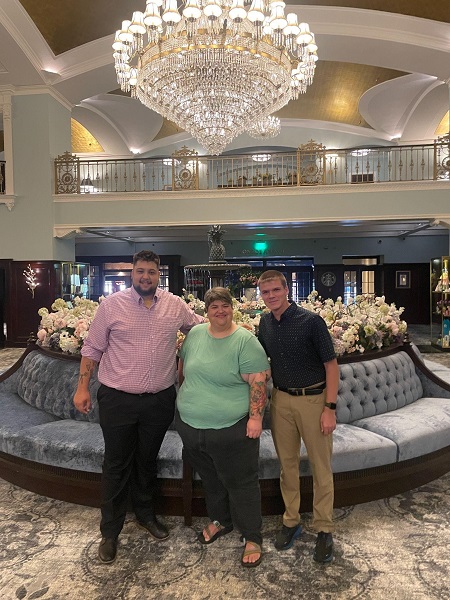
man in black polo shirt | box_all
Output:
[258,270,338,563]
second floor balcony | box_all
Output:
[54,137,450,196]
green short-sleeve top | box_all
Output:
[177,323,270,429]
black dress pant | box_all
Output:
[176,413,262,546]
[98,384,176,538]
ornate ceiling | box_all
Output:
[0,1,448,242]
[1,1,448,154]
[17,1,450,56]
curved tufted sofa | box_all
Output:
[1,341,450,523]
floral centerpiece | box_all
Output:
[36,297,100,354]
[36,291,407,357]
[182,290,205,315]
[300,292,407,356]
[239,269,261,288]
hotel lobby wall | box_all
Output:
[54,186,450,242]
[0,93,74,261]
[75,234,449,267]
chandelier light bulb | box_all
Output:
[247,0,265,23]
[183,0,202,20]
[269,6,287,32]
[129,11,146,34]
[144,3,163,27]
[203,0,223,19]
[114,0,317,154]
[162,0,182,24]
[118,20,133,43]
[296,22,313,45]
[284,13,300,36]
[229,0,247,22]
[307,33,318,53]
[112,30,123,51]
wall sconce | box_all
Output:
[23,264,39,298]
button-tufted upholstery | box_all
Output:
[336,353,423,424]
[16,352,100,422]
[1,346,450,484]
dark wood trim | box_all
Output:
[2,444,449,526]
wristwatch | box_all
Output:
[324,402,337,410]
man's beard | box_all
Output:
[133,283,157,297]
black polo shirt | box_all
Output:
[258,301,336,389]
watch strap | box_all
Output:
[324,402,336,410]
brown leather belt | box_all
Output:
[275,383,325,396]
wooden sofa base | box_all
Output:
[2,445,450,525]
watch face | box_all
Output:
[321,272,336,287]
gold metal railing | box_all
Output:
[54,136,450,195]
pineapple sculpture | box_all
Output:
[208,225,226,263]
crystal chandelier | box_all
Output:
[248,115,281,139]
[113,1,318,155]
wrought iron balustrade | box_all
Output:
[54,136,449,195]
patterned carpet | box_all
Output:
[1,332,450,599]
[1,473,450,600]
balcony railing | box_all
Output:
[53,137,450,195]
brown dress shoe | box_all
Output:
[98,537,118,563]
[137,517,169,540]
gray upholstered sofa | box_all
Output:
[1,341,450,523]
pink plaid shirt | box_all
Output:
[81,286,203,394]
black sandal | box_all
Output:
[197,521,233,545]
[241,541,262,568]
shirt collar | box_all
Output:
[270,300,296,323]
[130,285,161,305]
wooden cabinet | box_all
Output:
[4,261,89,347]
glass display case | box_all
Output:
[61,262,90,301]
[430,256,450,350]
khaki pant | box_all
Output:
[270,387,334,533]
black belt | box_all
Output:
[275,386,325,396]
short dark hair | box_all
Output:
[258,270,287,288]
[204,287,233,311]
[133,250,160,267]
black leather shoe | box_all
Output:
[313,532,334,563]
[137,517,169,540]
[98,537,118,564]
[274,524,302,551]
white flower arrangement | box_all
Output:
[36,291,407,356]
[36,297,101,354]
[182,289,206,314]
[300,291,407,356]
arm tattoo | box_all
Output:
[249,379,266,417]
[78,361,95,386]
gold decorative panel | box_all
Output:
[285,1,450,23]
[436,112,450,137]
[297,140,326,186]
[17,1,449,57]
[71,119,104,154]
[153,119,184,142]
[171,147,199,190]
[277,62,407,128]
[54,151,79,194]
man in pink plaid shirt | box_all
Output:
[74,250,203,564]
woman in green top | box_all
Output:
[176,287,270,567]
